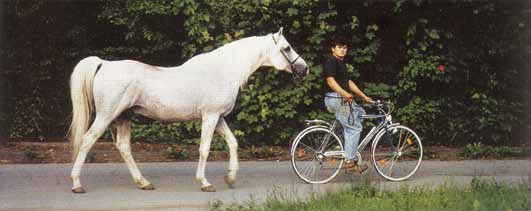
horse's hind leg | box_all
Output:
[70,115,112,193]
[215,118,239,189]
[71,82,139,193]
[114,118,154,190]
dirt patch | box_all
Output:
[0,141,528,164]
[0,141,290,164]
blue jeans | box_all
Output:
[324,92,365,161]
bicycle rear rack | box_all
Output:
[305,119,332,128]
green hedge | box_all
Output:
[2,0,528,147]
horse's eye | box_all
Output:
[284,46,291,52]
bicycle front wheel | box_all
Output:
[291,127,344,184]
[372,125,423,181]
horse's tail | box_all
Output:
[68,56,103,161]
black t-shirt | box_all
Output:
[322,55,350,93]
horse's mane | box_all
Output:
[154,34,271,90]
[153,36,261,71]
[214,35,267,87]
[212,36,260,53]
[180,35,270,86]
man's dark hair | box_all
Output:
[329,36,348,48]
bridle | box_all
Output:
[272,34,301,71]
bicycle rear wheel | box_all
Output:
[372,125,423,181]
[291,127,344,184]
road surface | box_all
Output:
[1,160,529,210]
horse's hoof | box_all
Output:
[224,175,235,189]
[201,185,216,192]
[141,183,155,190]
[72,187,86,194]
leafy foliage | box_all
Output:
[163,146,190,160]
[2,1,528,148]
[460,142,524,159]
[23,148,38,160]
[247,145,277,159]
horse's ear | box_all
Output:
[278,27,283,36]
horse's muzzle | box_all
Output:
[294,65,309,77]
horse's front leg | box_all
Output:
[196,114,220,192]
[215,118,238,189]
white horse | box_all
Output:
[68,28,308,193]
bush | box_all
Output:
[4,1,527,148]
[23,148,38,160]
[247,145,276,159]
[163,146,190,160]
[460,142,524,159]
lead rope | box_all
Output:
[324,94,357,125]
[346,101,356,126]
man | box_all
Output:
[323,36,371,173]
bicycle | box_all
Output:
[290,100,423,184]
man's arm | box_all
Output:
[348,80,372,103]
[326,77,353,101]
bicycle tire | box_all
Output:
[371,125,423,181]
[291,127,344,184]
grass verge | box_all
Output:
[211,178,530,211]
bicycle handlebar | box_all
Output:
[322,95,395,121]
[364,99,394,117]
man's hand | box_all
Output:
[342,93,354,102]
[362,96,373,103]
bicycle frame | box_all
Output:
[302,103,399,159]
[291,100,423,183]
[357,114,400,152]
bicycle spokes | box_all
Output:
[406,137,413,145]
[292,101,423,184]
[380,156,399,177]
[330,158,337,166]
[297,149,306,158]
[291,128,344,184]
[372,126,423,181]
[384,131,396,151]
[378,158,388,166]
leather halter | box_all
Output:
[272,34,301,67]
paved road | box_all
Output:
[1,160,529,211]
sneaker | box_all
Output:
[344,160,368,174]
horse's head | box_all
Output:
[268,27,309,77]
